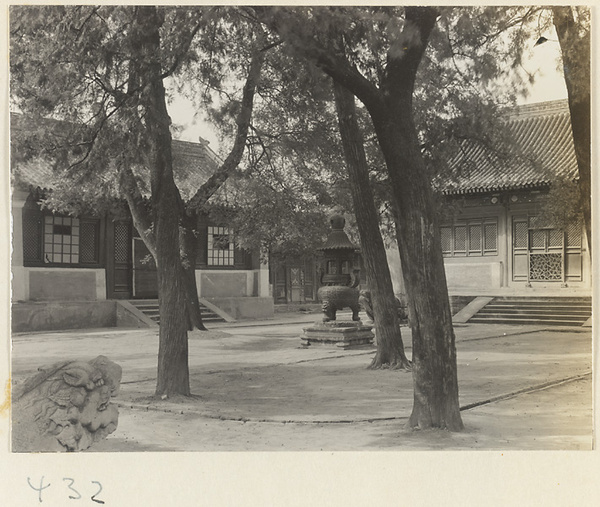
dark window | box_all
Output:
[44,215,80,264]
[22,208,100,267]
[53,224,72,236]
[79,220,100,264]
[207,226,234,266]
[22,210,43,263]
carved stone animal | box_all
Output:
[12,355,122,452]
[358,290,375,321]
[359,290,409,323]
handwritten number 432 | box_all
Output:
[27,476,104,504]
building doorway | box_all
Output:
[132,237,158,298]
[272,258,317,304]
[512,215,582,285]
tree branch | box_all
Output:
[118,160,156,257]
[187,29,266,210]
[253,7,385,115]
[159,13,206,79]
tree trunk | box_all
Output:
[373,100,463,430]
[181,214,207,331]
[552,7,591,257]
[332,81,411,370]
[135,6,190,397]
[257,5,462,429]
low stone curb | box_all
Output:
[114,371,591,425]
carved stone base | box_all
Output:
[301,321,374,349]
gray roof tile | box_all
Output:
[10,112,222,201]
[437,100,579,195]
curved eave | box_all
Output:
[440,180,551,196]
[317,245,359,252]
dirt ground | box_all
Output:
[11,319,593,451]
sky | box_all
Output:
[516,29,568,104]
[167,26,568,153]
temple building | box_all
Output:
[10,113,272,332]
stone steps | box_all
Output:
[128,299,226,325]
[469,297,591,326]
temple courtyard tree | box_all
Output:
[333,81,411,370]
[215,47,412,370]
[253,5,552,430]
[254,5,464,430]
[10,5,266,396]
[551,6,591,255]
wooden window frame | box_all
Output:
[22,208,102,268]
[441,218,498,258]
[207,226,235,267]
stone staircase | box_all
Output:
[128,299,226,325]
[468,297,592,326]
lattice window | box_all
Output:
[548,229,564,248]
[79,221,99,264]
[529,215,542,229]
[530,229,545,249]
[484,223,497,253]
[441,227,452,255]
[114,222,130,263]
[566,221,582,248]
[454,225,467,254]
[22,210,43,263]
[468,224,482,254]
[514,221,528,248]
[529,253,562,280]
[207,226,234,266]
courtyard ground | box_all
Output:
[11,313,593,451]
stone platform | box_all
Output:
[301,321,374,349]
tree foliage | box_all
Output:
[551,6,591,253]
[10,5,267,395]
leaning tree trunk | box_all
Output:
[135,6,190,397]
[332,81,411,370]
[373,99,463,430]
[255,5,461,429]
[553,6,591,257]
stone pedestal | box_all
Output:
[301,321,374,349]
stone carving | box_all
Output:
[318,269,361,322]
[12,355,122,452]
[358,290,375,321]
[359,290,409,323]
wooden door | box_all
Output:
[512,216,529,282]
[107,220,132,299]
[133,237,158,298]
[528,227,564,281]
[273,263,288,304]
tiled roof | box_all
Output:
[10,112,222,201]
[319,230,357,250]
[437,100,579,195]
[319,215,357,250]
[171,139,222,200]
